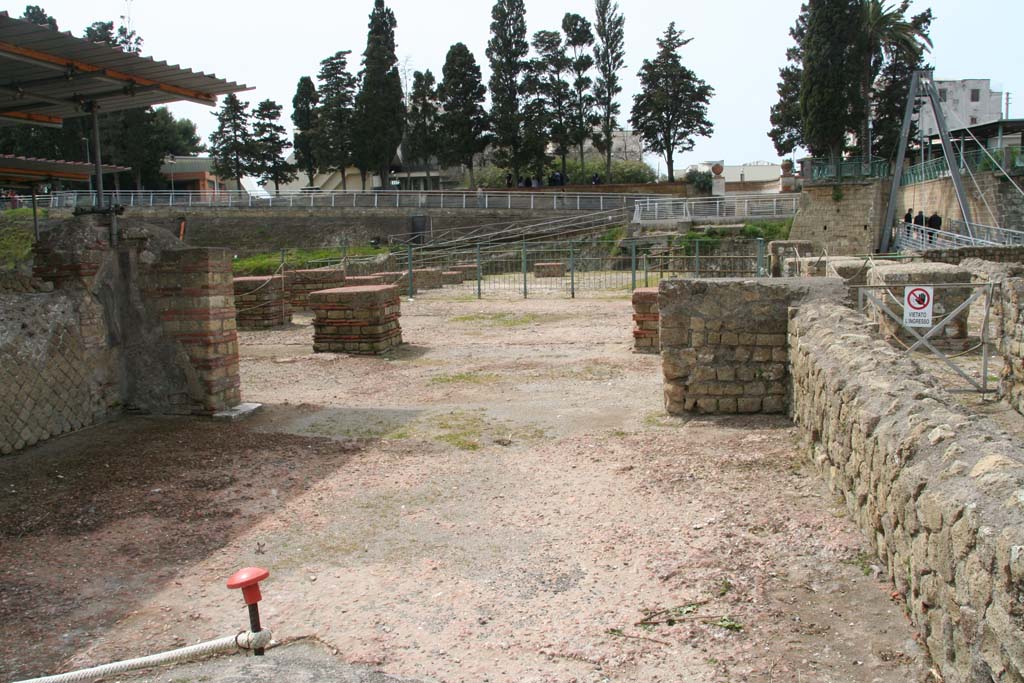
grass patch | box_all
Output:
[430,371,500,386]
[451,312,543,327]
[233,246,389,275]
[434,411,486,451]
[0,225,33,269]
[740,219,793,241]
[0,207,46,223]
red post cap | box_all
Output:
[227,566,270,606]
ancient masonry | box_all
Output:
[285,268,346,310]
[412,268,444,290]
[375,271,416,295]
[659,279,844,414]
[343,274,386,287]
[442,271,463,285]
[1000,278,1024,414]
[534,262,566,278]
[310,284,402,354]
[233,275,292,329]
[766,239,813,277]
[631,287,660,354]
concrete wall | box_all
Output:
[789,180,889,255]
[790,301,1024,683]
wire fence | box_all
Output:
[293,237,768,299]
[631,194,799,224]
[900,145,1024,186]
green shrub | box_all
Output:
[684,169,713,194]
[740,219,792,241]
[0,225,33,270]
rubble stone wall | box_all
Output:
[789,300,1024,683]
[999,279,1024,415]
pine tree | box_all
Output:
[252,100,297,193]
[437,43,490,188]
[530,30,572,177]
[316,51,359,189]
[593,0,625,178]
[352,0,405,189]
[486,0,530,183]
[562,12,595,174]
[871,8,932,161]
[800,0,863,160]
[629,23,714,182]
[209,93,253,189]
[22,5,58,30]
[291,76,320,187]
[405,70,440,187]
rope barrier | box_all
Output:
[12,630,273,683]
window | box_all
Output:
[970,116,978,125]
[939,88,947,102]
[970,88,980,102]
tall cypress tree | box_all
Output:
[562,13,595,174]
[316,51,359,189]
[871,8,933,161]
[531,29,572,177]
[800,0,863,161]
[209,93,253,189]
[352,0,405,189]
[437,43,490,188]
[291,76,320,187]
[486,0,530,183]
[593,0,625,178]
[252,100,297,193]
[768,4,808,157]
[405,70,440,187]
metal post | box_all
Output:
[30,184,39,241]
[476,243,482,300]
[881,71,922,252]
[756,238,765,276]
[90,106,104,210]
[695,240,701,278]
[570,243,576,299]
[407,244,415,299]
[630,240,637,291]
[522,239,528,299]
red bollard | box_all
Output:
[227,567,270,655]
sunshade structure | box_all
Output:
[0,11,248,204]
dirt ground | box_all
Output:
[1,289,935,683]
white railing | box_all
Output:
[894,221,999,252]
[25,189,664,212]
[632,194,800,224]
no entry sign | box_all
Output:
[904,286,934,328]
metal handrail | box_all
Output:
[632,194,799,223]
[19,188,667,212]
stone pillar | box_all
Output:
[631,287,660,353]
[310,284,402,354]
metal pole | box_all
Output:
[644,254,649,288]
[476,243,482,300]
[570,243,575,299]
[630,240,637,291]
[522,239,528,299]
[881,70,922,253]
[695,240,701,278]
[407,244,415,299]
[31,184,39,241]
[757,238,765,276]
[90,106,104,210]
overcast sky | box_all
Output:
[31,0,1024,170]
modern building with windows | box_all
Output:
[920,78,1004,137]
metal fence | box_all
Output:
[382,238,768,298]
[26,189,662,212]
[901,145,1024,186]
[809,156,891,181]
[894,219,1024,252]
[632,194,799,224]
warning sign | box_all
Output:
[903,286,933,328]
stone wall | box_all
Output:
[866,262,973,341]
[789,301,1024,683]
[789,179,889,255]
[1,216,244,454]
[999,279,1024,415]
[922,245,1024,266]
[896,171,1024,229]
[659,278,844,414]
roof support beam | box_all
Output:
[0,39,218,105]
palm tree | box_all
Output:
[859,0,932,162]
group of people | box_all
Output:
[502,171,607,188]
[0,190,20,210]
[904,208,943,231]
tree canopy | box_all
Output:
[437,43,490,187]
[252,100,297,192]
[629,23,714,182]
[592,0,626,178]
[209,93,253,188]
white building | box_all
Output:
[920,78,1003,137]
[690,160,782,183]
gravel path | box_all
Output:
[0,290,932,682]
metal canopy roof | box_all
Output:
[0,153,127,184]
[0,11,248,127]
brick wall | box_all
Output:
[790,301,1024,683]
[631,287,659,353]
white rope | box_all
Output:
[12,630,273,683]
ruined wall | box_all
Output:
[658,278,844,415]
[922,245,1024,265]
[789,180,889,255]
[790,301,1024,683]
[999,279,1024,416]
[0,287,119,455]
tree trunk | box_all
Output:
[579,144,586,179]
[307,169,315,187]
[360,169,367,190]
[341,170,348,190]
[467,160,476,189]
[666,153,675,183]
[561,152,567,179]
[273,179,280,193]
[605,126,613,179]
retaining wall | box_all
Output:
[790,301,1024,683]
[789,180,889,255]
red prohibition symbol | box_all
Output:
[907,287,931,311]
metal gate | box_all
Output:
[854,283,997,392]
